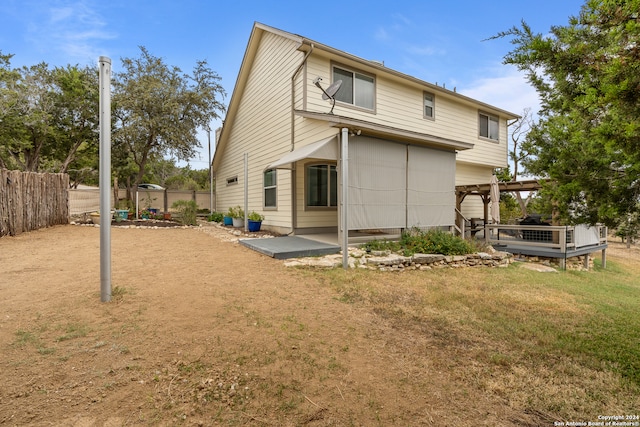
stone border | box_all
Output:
[285,247,514,270]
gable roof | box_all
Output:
[213,22,520,170]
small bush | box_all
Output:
[208,212,224,223]
[360,228,474,256]
[228,205,244,219]
[171,200,198,226]
[400,228,473,256]
[248,211,264,221]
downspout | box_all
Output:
[289,42,314,233]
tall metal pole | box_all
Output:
[341,127,349,269]
[208,128,213,214]
[99,56,112,302]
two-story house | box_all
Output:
[212,22,519,241]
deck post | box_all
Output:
[584,253,590,269]
[601,248,607,269]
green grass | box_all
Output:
[308,256,640,417]
[56,322,90,342]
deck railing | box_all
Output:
[484,224,607,253]
[483,224,608,269]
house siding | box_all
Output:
[304,55,509,168]
[215,23,518,236]
[215,31,302,231]
[456,163,495,220]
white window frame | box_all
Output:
[263,169,277,209]
[479,112,499,141]
[331,64,376,111]
[423,92,435,120]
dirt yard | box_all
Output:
[0,223,637,426]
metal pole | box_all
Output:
[208,129,213,214]
[99,56,112,302]
[341,127,349,269]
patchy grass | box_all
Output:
[309,257,640,420]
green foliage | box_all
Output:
[362,228,474,256]
[112,46,225,190]
[248,211,264,221]
[228,205,244,219]
[614,212,640,243]
[499,193,523,223]
[171,199,198,226]
[207,212,224,223]
[0,58,99,174]
[494,0,640,227]
[400,228,474,256]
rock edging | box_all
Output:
[285,248,513,270]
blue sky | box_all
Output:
[1,0,586,169]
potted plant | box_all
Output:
[229,205,244,228]
[142,192,158,215]
[115,201,130,222]
[223,208,234,226]
[90,211,101,225]
[247,211,264,232]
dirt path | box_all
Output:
[0,223,634,426]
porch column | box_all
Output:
[341,127,349,270]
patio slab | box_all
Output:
[239,236,341,260]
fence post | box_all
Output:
[164,189,168,213]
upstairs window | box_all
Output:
[479,112,499,141]
[424,92,435,119]
[332,66,375,110]
[264,169,276,208]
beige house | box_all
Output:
[212,22,519,241]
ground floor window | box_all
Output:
[264,169,276,208]
[306,164,337,207]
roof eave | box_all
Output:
[294,110,475,151]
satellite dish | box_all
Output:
[322,80,342,100]
[313,78,343,114]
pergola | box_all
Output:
[455,179,543,227]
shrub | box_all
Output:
[400,228,473,256]
[248,211,264,221]
[228,205,244,219]
[208,212,224,223]
[171,200,198,226]
[360,228,474,256]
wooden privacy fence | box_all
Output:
[0,169,69,237]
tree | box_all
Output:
[46,65,99,174]
[494,0,640,227]
[0,62,56,171]
[0,55,99,176]
[503,108,536,217]
[112,47,225,192]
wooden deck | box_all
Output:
[482,224,608,269]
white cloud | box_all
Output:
[27,0,116,64]
[459,65,540,116]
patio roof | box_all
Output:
[456,179,544,195]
